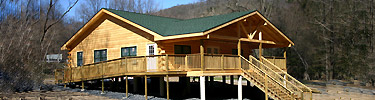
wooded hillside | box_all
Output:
[156,0,375,85]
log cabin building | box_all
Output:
[56,8,312,100]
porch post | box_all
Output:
[259,43,262,61]
[283,47,287,58]
[259,31,263,61]
[200,76,206,100]
[238,40,241,69]
[200,39,205,71]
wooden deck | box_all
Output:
[55,54,312,100]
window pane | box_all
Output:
[183,46,191,54]
[207,48,212,54]
[214,48,218,54]
[232,49,238,55]
[131,47,137,56]
[77,52,83,66]
[94,51,100,59]
[174,45,182,54]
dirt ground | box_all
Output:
[307,80,375,100]
[1,79,375,100]
[0,90,116,100]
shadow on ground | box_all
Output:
[66,78,267,100]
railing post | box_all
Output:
[166,54,169,71]
[143,56,147,72]
[301,92,304,100]
[101,63,105,94]
[265,75,268,100]
[185,55,188,70]
[125,58,128,72]
[221,55,224,70]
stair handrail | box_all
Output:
[240,56,296,98]
[261,56,312,92]
[240,68,294,99]
[245,56,305,97]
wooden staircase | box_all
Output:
[240,55,312,100]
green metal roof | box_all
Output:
[104,8,256,36]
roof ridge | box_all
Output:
[103,8,183,21]
[179,10,255,21]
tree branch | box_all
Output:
[41,0,79,43]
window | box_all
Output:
[121,46,137,57]
[232,49,243,55]
[148,45,155,55]
[77,52,83,66]
[207,47,219,54]
[207,48,212,54]
[214,48,218,54]
[174,45,191,54]
[94,49,107,62]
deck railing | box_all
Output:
[55,54,241,83]
[263,56,287,71]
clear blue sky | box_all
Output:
[60,0,199,17]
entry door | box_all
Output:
[146,44,157,71]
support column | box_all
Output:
[145,76,148,100]
[160,77,165,97]
[222,76,226,84]
[166,75,170,100]
[200,39,205,71]
[230,76,234,85]
[210,76,214,82]
[81,81,85,91]
[200,76,206,100]
[101,79,105,94]
[238,76,243,100]
[126,76,128,98]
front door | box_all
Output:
[146,43,157,71]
